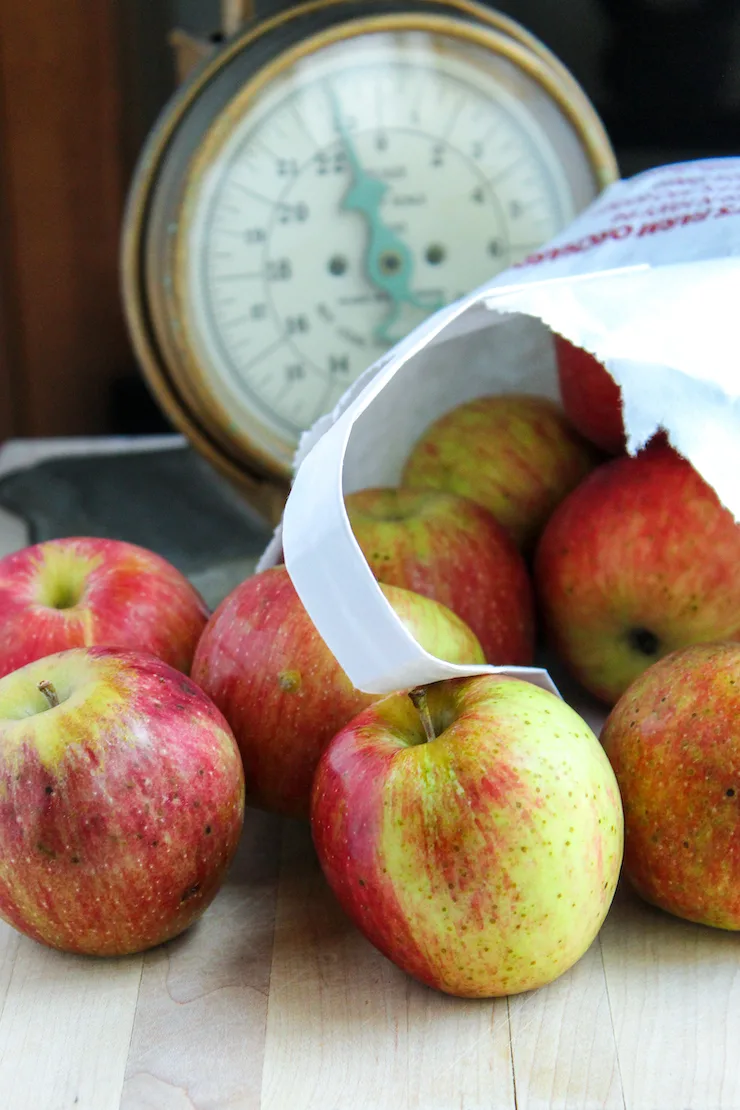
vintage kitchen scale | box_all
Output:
[121,0,618,524]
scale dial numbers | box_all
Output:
[171,25,604,473]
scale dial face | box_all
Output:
[132,9,617,483]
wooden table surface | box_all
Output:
[1,814,739,1110]
[0,441,737,1110]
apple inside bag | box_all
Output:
[259,157,740,697]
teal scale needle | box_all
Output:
[329,87,444,345]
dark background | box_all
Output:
[161,0,740,175]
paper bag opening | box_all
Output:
[261,158,740,697]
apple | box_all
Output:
[0,536,209,678]
[601,641,740,929]
[344,487,535,665]
[401,393,597,552]
[554,334,626,455]
[311,673,623,998]
[191,564,485,819]
[0,647,245,955]
[534,442,740,705]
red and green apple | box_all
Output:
[602,641,740,929]
[311,673,623,997]
[0,537,209,677]
[0,647,245,955]
[534,442,740,705]
[345,486,535,665]
[191,564,485,819]
[401,393,597,552]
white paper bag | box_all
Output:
[259,158,740,696]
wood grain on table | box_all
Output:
[0,810,737,1110]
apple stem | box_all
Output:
[409,686,436,743]
[38,681,59,709]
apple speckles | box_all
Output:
[313,674,622,998]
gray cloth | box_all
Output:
[0,446,272,609]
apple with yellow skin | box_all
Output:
[0,647,244,955]
[534,442,740,705]
[602,642,740,929]
[0,537,209,677]
[192,565,485,819]
[311,674,623,998]
[345,487,535,665]
[401,394,597,552]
